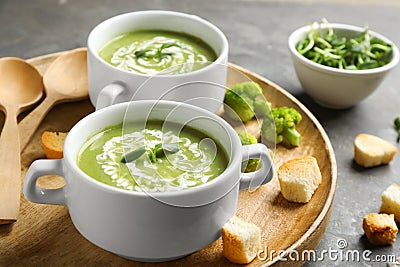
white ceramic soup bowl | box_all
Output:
[288,23,399,109]
[87,10,229,113]
[23,100,274,262]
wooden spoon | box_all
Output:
[19,48,88,151]
[0,58,43,224]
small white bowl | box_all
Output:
[288,23,399,109]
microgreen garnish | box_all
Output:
[134,49,152,58]
[161,143,180,153]
[134,42,181,60]
[296,18,393,70]
[148,143,162,163]
[121,143,180,163]
[121,147,146,163]
[394,117,400,143]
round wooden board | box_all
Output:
[0,50,337,266]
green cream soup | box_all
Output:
[98,30,217,75]
[77,121,228,192]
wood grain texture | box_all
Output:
[0,58,43,224]
[0,52,337,266]
[0,109,20,224]
[18,48,88,152]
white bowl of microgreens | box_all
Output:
[288,20,399,109]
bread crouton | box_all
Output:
[41,131,68,159]
[380,183,400,223]
[222,216,261,264]
[363,213,398,246]
[354,134,397,168]
[278,156,322,203]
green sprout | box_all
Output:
[296,18,393,70]
[134,42,181,61]
[121,143,179,163]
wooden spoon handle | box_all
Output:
[19,96,57,151]
[0,109,21,224]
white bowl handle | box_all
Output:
[95,82,126,110]
[23,159,66,205]
[239,144,274,191]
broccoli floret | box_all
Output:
[262,106,302,147]
[224,90,255,121]
[224,82,269,122]
[238,131,258,145]
[237,131,261,172]
[261,115,278,142]
[254,99,272,115]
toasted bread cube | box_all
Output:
[380,183,400,223]
[354,134,397,168]
[277,156,322,203]
[363,213,398,246]
[222,216,261,264]
[41,131,68,159]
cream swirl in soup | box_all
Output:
[77,121,228,192]
[98,30,217,75]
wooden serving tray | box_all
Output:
[0,51,337,266]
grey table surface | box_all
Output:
[1,0,400,266]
